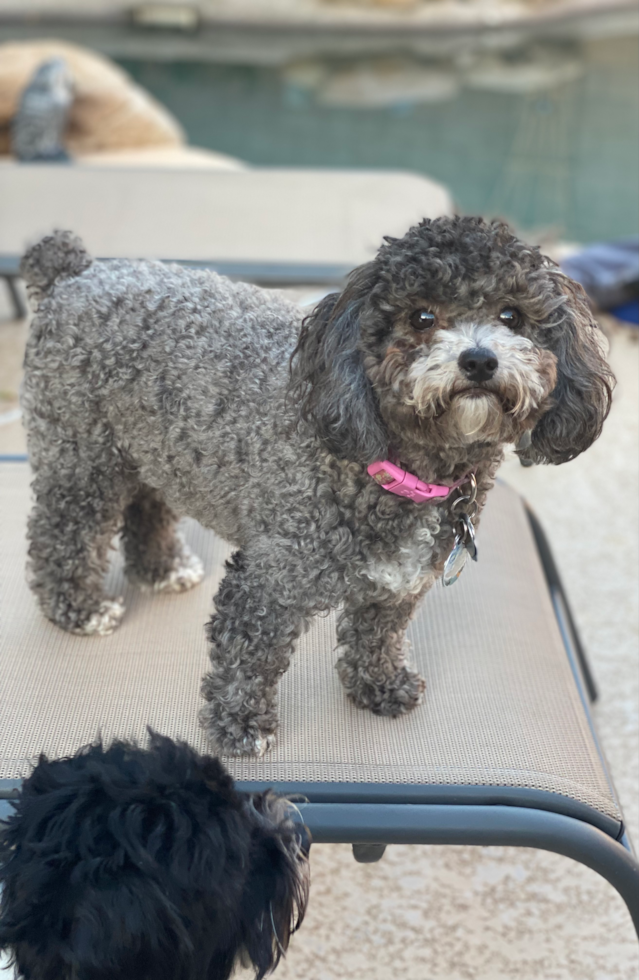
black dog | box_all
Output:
[0,733,310,980]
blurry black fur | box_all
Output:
[0,733,310,980]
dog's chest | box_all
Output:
[359,506,447,597]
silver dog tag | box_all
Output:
[458,513,478,562]
[443,515,478,586]
[443,535,469,586]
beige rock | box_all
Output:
[0,40,184,157]
[316,57,460,107]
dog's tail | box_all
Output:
[20,230,92,310]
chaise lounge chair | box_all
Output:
[1,456,637,942]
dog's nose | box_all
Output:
[458,347,498,383]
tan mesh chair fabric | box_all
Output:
[0,462,619,823]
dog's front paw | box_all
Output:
[226,732,276,758]
[199,701,276,758]
[70,599,126,637]
[337,662,426,717]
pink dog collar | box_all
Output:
[368,460,470,503]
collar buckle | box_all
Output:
[367,460,461,503]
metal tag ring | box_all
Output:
[452,473,477,512]
[464,472,478,502]
[451,495,477,516]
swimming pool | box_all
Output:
[120,35,638,244]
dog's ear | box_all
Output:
[240,815,310,980]
[524,274,615,465]
[290,262,389,463]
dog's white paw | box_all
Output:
[142,548,205,594]
[199,704,277,757]
[73,599,125,636]
[218,733,276,758]
[236,733,276,759]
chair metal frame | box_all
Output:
[0,255,348,322]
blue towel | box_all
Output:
[562,238,639,313]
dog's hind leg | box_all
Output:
[27,440,134,636]
[335,592,427,716]
[199,549,308,757]
[121,485,204,593]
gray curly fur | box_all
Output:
[20,221,614,756]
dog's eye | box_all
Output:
[410,310,436,330]
[499,308,521,328]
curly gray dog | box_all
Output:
[20,219,614,756]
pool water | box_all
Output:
[120,36,638,244]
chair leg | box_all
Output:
[352,844,387,863]
[4,276,27,320]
